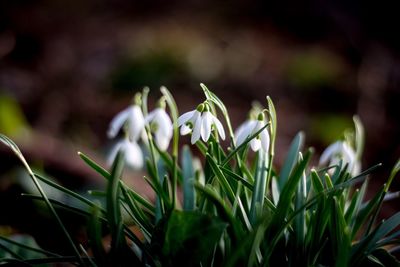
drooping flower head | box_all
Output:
[319,140,360,175]
[178,102,225,144]
[234,112,270,153]
[107,137,143,169]
[107,93,144,142]
[145,97,173,151]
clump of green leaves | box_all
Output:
[1,85,400,267]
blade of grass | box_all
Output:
[182,145,196,211]
[0,134,85,266]
[106,149,126,256]
[78,151,110,179]
[87,204,107,265]
[279,132,304,191]
[34,172,103,211]
[0,236,60,258]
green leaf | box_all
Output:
[367,248,400,267]
[294,152,307,249]
[266,96,277,157]
[206,153,236,204]
[194,183,242,243]
[87,204,107,265]
[222,122,269,166]
[0,256,94,265]
[0,134,84,265]
[331,197,351,267]
[264,149,312,260]
[250,151,268,224]
[106,149,126,255]
[345,180,368,227]
[273,149,312,225]
[200,83,227,116]
[120,185,153,238]
[34,172,104,212]
[279,132,304,190]
[78,151,110,180]
[220,166,253,191]
[352,187,385,238]
[310,169,324,194]
[368,212,400,251]
[160,210,227,266]
[353,115,365,161]
[352,212,400,265]
[182,145,196,211]
[0,235,60,259]
[79,151,154,214]
[0,133,23,158]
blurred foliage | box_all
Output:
[0,94,29,137]
[310,114,353,144]
[110,49,187,92]
[0,234,47,265]
[285,49,344,90]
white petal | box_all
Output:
[250,139,261,151]
[271,177,280,205]
[180,124,191,135]
[128,106,145,141]
[145,108,172,151]
[178,110,196,126]
[248,121,263,151]
[155,130,170,151]
[234,121,247,143]
[107,108,130,138]
[235,120,256,146]
[319,141,342,165]
[144,109,157,124]
[251,120,263,135]
[191,115,202,144]
[106,141,123,166]
[260,128,270,153]
[212,116,225,140]
[201,112,212,142]
[342,143,356,171]
[156,109,173,138]
[124,140,143,169]
[141,129,149,145]
[352,161,361,176]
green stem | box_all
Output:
[250,151,268,225]
[161,86,179,209]
[142,88,166,222]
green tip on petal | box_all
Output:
[157,96,167,109]
[257,112,265,121]
[133,92,142,105]
[196,103,205,112]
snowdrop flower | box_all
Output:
[145,103,173,151]
[107,138,143,169]
[178,103,225,144]
[319,141,360,175]
[107,99,144,142]
[234,112,270,153]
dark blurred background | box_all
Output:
[1,0,400,254]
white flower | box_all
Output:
[178,107,225,144]
[234,117,270,152]
[107,138,143,169]
[145,108,173,151]
[107,104,144,142]
[319,141,360,175]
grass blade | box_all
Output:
[182,145,196,211]
[0,134,85,266]
[278,132,304,191]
